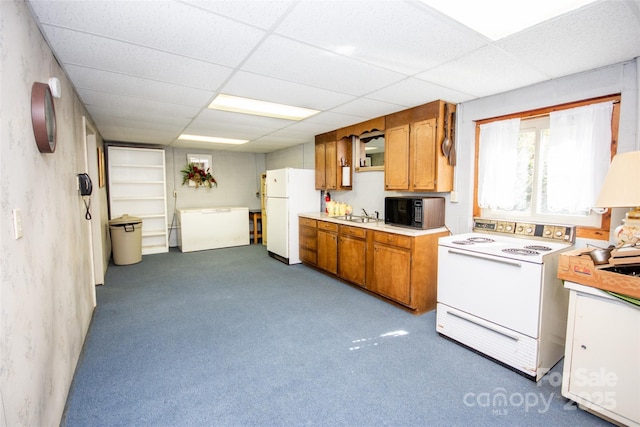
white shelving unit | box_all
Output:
[107,146,168,255]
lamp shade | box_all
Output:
[593,151,640,207]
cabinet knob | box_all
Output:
[581,344,587,350]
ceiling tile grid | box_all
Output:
[25,0,640,152]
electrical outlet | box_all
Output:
[13,209,23,239]
[450,191,459,203]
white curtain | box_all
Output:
[477,118,521,210]
[546,102,613,212]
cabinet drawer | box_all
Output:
[300,217,317,227]
[317,220,338,232]
[340,225,366,239]
[373,231,412,249]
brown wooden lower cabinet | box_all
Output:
[338,225,367,287]
[370,242,412,305]
[299,217,449,314]
[299,218,317,265]
[317,221,338,274]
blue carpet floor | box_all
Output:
[62,245,611,426]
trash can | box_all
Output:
[109,214,142,265]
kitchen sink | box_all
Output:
[335,215,379,224]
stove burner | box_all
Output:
[525,245,552,252]
[452,240,475,245]
[467,237,495,244]
[502,248,539,256]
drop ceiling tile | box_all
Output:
[367,77,475,106]
[183,0,295,30]
[251,135,310,148]
[496,1,640,78]
[275,0,486,74]
[78,89,202,119]
[274,121,340,138]
[242,35,406,96]
[98,125,175,144]
[302,111,367,129]
[186,109,292,137]
[66,65,213,107]
[416,45,551,98]
[41,25,233,91]
[87,109,190,133]
[29,0,266,67]
[329,97,404,119]
[85,105,192,128]
[221,71,355,110]
[170,139,252,151]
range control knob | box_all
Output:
[506,225,513,231]
[526,227,533,234]
[555,230,564,238]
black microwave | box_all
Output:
[384,197,445,229]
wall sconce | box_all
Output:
[594,151,640,245]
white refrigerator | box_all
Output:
[266,168,319,264]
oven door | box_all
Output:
[437,246,543,338]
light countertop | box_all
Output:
[299,212,449,237]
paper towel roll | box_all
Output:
[342,166,350,187]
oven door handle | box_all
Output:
[446,310,520,341]
[446,249,522,268]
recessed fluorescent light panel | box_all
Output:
[178,134,248,145]
[420,0,597,40]
[208,94,319,121]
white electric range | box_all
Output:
[436,218,576,381]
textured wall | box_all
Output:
[0,2,96,425]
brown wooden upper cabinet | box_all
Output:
[384,100,455,192]
[314,99,455,192]
[315,131,352,191]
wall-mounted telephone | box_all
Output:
[78,173,93,196]
[78,173,93,220]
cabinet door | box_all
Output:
[325,140,337,190]
[317,229,338,274]
[338,235,366,287]
[315,142,326,190]
[384,124,410,190]
[371,243,411,305]
[410,118,437,191]
[568,293,640,422]
[299,225,317,265]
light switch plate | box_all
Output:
[13,209,23,239]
